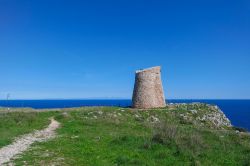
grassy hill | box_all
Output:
[0,104,250,165]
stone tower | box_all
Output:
[132,66,166,109]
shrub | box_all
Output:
[152,122,179,145]
[151,121,206,157]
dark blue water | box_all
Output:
[0,99,249,131]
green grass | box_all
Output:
[1,106,250,165]
[0,110,58,148]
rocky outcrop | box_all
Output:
[196,105,232,128]
[167,103,232,129]
[132,66,166,109]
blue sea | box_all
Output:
[0,99,249,131]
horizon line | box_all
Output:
[1,98,250,100]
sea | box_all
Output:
[0,99,249,131]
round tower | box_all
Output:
[132,66,166,109]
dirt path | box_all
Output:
[0,118,60,165]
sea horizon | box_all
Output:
[1,99,249,131]
[1,98,250,100]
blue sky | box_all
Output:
[0,0,249,99]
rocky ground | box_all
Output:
[166,103,232,129]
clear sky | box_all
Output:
[0,0,249,99]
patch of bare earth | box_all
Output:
[0,118,60,165]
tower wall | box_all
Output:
[132,66,166,108]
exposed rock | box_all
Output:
[62,112,69,118]
[135,114,140,118]
[147,116,160,123]
[173,103,232,129]
[189,110,198,114]
[97,110,103,115]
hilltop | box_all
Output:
[0,103,249,165]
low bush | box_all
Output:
[151,121,206,157]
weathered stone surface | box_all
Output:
[132,66,166,108]
[167,103,232,129]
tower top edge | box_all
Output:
[135,66,161,74]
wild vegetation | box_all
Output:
[0,110,55,148]
[0,104,250,165]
